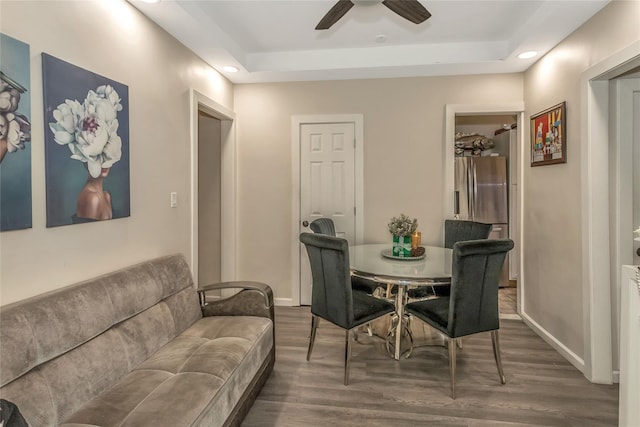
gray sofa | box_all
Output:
[0,254,275,427]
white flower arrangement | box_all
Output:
[388,213,418,237]
[49,85,122,178]
[0,73,31,156]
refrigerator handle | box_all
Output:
[470,161,477,221]
[454,191,460,216]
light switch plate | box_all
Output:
[170,192,178,208]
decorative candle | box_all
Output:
[411,231,421,249]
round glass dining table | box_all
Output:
[349,243,452,360]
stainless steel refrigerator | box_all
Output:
[454,155,509,286]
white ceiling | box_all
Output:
[130,0,610,84]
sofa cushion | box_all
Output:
[60,315,273,427]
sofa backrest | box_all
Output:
[0,254,202,426]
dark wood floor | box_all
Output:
[242,296,618,426]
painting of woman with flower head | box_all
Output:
[42,54,130,227]
[0,34,32,232]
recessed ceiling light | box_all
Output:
[518,50,538,60]
[375,34,387,43]
[222,65,239,73]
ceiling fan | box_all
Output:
[315,0,431,30]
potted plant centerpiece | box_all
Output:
[388,214,418,258]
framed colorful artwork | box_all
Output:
[42,53,130,227]
[530,101,567,166]
[0,33,32,232]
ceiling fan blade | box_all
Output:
[316,0,355,30]
[382,0,431,24]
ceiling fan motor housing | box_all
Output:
[316,0,431,30]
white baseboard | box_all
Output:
[521,310,586,374]
[275,297,294,307]
[500,313,522,320]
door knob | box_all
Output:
[302,221,309,227]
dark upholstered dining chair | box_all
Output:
[299,232,395,385]
[404,238,514,399]
[408,219,493,300]
[309,217,381,295]
[444,219,493,249]
[309,217,336,236]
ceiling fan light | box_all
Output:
[518,50,538,59]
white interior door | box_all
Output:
[299,122,356,305]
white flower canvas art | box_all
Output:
[42,53,130,227]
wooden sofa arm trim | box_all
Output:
[197,281,273,309]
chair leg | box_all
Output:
[344,329,352,385]
[448,338,457,399]
[491,330,507,384]
[306,315,318,361]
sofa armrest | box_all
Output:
[198,281,274,320]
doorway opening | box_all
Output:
[580,42,640,383]
[189,89,237,290]
[606,69,640,382]
[198,111,222,289]
[455,114,520,319]
[445,103,525,317]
